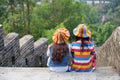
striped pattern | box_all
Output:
[70,41,96,72]
[52,28,70,44]
[73,24,91,38]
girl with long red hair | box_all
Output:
[47,28,71,72]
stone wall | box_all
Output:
[97,27,120,74]
[0,25,48,67]
[1,24,120,74]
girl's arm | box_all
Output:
[68,44,72,58]
[91,43,96,68]
[68,43,73,66]
[47,46,50,57]
[47,43,53,57]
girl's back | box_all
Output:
[70,24,96,72]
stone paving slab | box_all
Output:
[0,67,119,80]
[49,73,96,80]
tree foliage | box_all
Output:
[0,0,119,46]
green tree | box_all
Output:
[94,22,117,46]
[0,0,9,23]
[110,0,120,12]
[109,6,120,25]
[3,0,35,36]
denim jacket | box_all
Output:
[47,44,70,67]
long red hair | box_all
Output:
[52,43,69,63]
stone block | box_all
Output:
[2,33,20,67]
[19,35,34,57]
[34,38,48,67]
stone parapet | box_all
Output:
[97,27,120,74]
[0,25,48,67]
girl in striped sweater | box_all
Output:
[70,24,96,72]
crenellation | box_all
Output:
[19,35,34,56]
[17,35,34,67]
[0,25,48,67]
[34,38,48,49]
[4,32,20,55]
[34,38,48,67]
[2,32,20,66]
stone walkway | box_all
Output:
[0,67,119,80]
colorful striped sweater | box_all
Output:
[70,40,96,72]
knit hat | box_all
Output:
[73,24,91,38]
[52,28,70,44]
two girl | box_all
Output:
[47,24,96,72]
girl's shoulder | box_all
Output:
[48,43,54,49]
[71,40,94,45]
[66,43,71,47]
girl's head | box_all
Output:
[52,28,70,62]
[52,28,70,44]
[73,24,91,40]
[73,24,92,51]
